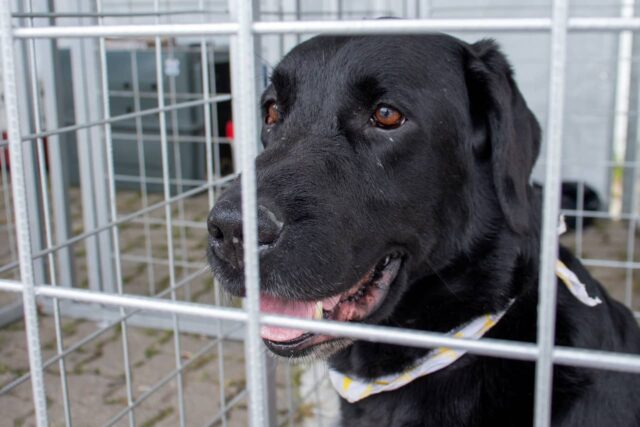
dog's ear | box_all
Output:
[464,39,541,234]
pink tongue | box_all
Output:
[259,294,316,342]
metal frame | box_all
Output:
[1,0,640,426]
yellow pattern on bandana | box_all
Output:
[329,304,512,403]
[329,254,602,403]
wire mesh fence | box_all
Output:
[0,0,639,426]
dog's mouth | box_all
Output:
[259,252,403,356]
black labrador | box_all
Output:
[207,34,640,426]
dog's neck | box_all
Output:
[328,219,541,380]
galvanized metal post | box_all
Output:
[0,1,48,425]
[13,0,47,291]
[70,0,114,296]
[69,21,103,295]
[234,0,270,425]
[152,1,187,424]
[534,0,569,426]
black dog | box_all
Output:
[207,34,640,426]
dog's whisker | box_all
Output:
[423,258,462,302]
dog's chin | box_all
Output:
[257,253,405,359]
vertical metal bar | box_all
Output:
[423,0,432,18]
[70,1,102,295]
[30,0,75,291]
[624,163,639,307]
[166,40,189,297]
[624,23,640,309]
[534,0,569,426]
[95,1,136,425]
[284,364,295,427]
[0,126,18,278]
[235,0,269,425]
[69,0,115,296]
[198,1,229,423]
[153,1,186,425]
[613,0,635,214]
[14,1,47,293]
[86,9,114,297]
[294,0,301,44]
[575,182,585,258]
[129,49,156,296]
[213,284,230,427]
[277,0,285,59]
[265,356,278,427]
[209,46,222,196]
[25,1,72,424]
[228,3,242,175]
[70,0,115,296]
[404,0,419,19]
[0,1,48,425]
[625,74,640,309]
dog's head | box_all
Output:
[207,34,541,358]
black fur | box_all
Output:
[207,34,640,426]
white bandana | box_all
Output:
[330,218,602,403]
[329,303,513,403]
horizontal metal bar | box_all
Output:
[109,89,204,100]
[253,18,551,34]
[119,253,205,270]
[256,17,640,34]
[21,94,232,142]
[560,209,639,221]
[259,10,393,16]
[1,261,20,274]
[570,17,640,31]
[0,173,237,275]
[553,346,640,372]
[1,280,639,374]
[537,159,640,169]
[38,300,243,340]
[15,17,640,40]
[111,132,232,145]
[12,10,211,18]
[580,258,640,270]
[113,174,209,187]
[128,217,206,229]
[14,22,239,38]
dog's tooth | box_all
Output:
[314,301,323,320]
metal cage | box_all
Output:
[1,0,640,426]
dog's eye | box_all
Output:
[265,102,280,125]
[372,104,405,129]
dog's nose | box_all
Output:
[208,201,283,269]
